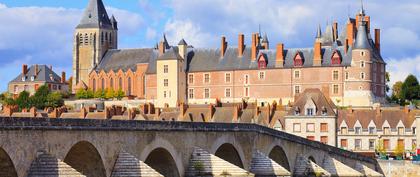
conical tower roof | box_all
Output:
[77,0,112,29]
[354,22,371,50]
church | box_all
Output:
[73,0,386,108]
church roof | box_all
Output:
[9,65,62,83]
[95,49,157,72]
[76,0,113,29]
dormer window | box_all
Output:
[304,98,316,116]
[21,76,26,82]
[355,127,361,134]
[294,107,300,115]
[258,54,267,69]
[331,50,342,65]
[293,52,303,67]
[31,76,35,81]
[306,108,314,116]
[49,74,53,81]
[321,106,327,115]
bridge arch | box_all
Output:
[268,145,290,171]
[140,138,183,177]
[0,147,17,177]
[64,141,106,177]
[211,135,246,168]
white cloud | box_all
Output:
[146,27,157,40]
[107,7,144,36]
[387,55,420,86]
[164,19,215,47]
[0,3,6,9]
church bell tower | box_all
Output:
[72,0,118,92]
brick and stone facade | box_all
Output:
[74,0,386,108]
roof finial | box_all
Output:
[316,24,322,39]
[360,0,365,15]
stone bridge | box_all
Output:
[0,117,383,177]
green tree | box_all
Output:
[45,92,64,108]
[375,139,386,157]
[114,89,125,100]
[16,91,31,110]
[401,74,419,103]
[105,88,115,100]
[393,143,405,159]
[75,89,87,99]
[94,89,106,99]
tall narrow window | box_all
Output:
[333,70,339,80]
[321,123,328,132]
[294,85,301,94]
[244,87,249,97]
[163,65,168,73]
[92,79,96,92]
[204,73,210,83]
[294,70,300,79]
[79,34,83,45]
[164,79,169,87]
[188,74,194,84]
[244,74,249,84]
[127,77,132,96]
[225,88,231,97]
[225,73,231,83]
[360,61,365,68]
[341,139,348,148]
[355,139,362,150]
[345,72,349,80]
[101,32,104,45]
[360,72,365,79]
[204,88,210,98]
[110,78,114,89]
[188,89,194,99]
[119,77,123,90]
[101,78,105,89]
[259,71,265,80]
[84,33,89,45]
[333,84,339,94]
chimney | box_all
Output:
[365,16,371,32]
[276,43,284,67]
[344,39,349,54]
[333,21,338,41]
[22,64,28,75]
[346,21,355,47]
[221,36,227,58]
[375,29,380,53]
[313,42,322,66]
[61,72,66,83]
[34,65,39,76]
[238,34,245,57]
[158,41,165,56]
[251,33,257,61]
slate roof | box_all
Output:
[287,88,337,116]
[95,48,157,72]
[354,22,371,50]
[338,108,420,129]
[76,0,113,29]
[10,65,62,83]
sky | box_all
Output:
[0,0,419,92]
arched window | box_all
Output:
[331,50,342,65]
[110,78,114,89]
[109,33,112,44]
[127,77,132,96]
[101,32,104,45]
[105,32,108,41]
[119,77,123,90]
[89,33,93,45]
[293,52,303,67]
[92,79,96,92]
[79,34,83,45]
[101,78,105,90]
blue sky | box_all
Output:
[0,0,419,92]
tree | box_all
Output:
[16,91,31,110]
[393,143,405,159]
[375,139,386,158]
[105,88,115,100]
[114,89,125,100]
[94,89,106,99]
[45,92,64,108]
[385,72,391,93]
[392,81,403,98]
[68,76,73,93]
[401,74,420,102]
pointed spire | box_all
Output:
[262,33,268,43]
[359,0,365,16]
[178,38,187,46]
[316,24,322,38]
[77,0,112,29]
[354,21,371,50]
[160,33,170,49]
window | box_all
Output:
[294,70,300,79]
[345,72,349,80]
[355,127,361,134]
[413,127,416,134]
[320,136,328,144]
[101,32,104,45]
[92,79,96,92]
[204,88,210,98]
[369,139,375,150]
[398,127,404,135]
[164,79,168,87]
[163,65,168,73]
[79,34,83,44]
[84,33,89,45]
[398,139,404,148]
[331,51,341,65]
[244,87,249,97]
[110,78,114,88]
[321,123,328,132]
[306,108,314,116]
[360,72,365,79]
[333,70,339,80]
[383,139,390,150]
[383,127,390,135]
[204,73,210,83]
[31,76,35,81]
[101,78,105,89]
[341,139,348,148]
[259,71,265,80]
[225,88,231,97]
[355,139,361,150]
[369,127,375,134]
[294,53,303,67]
[14,85,18,93]
[188,89,194,99]
[244,74,249,84]
[306,123,315,132]
[360,61,365,67]
[294,85,301,94]
[58,85,61,90]
[119,77,123,89]
[21,76,26,82]
[164,91,167,98]
[333,84,339,94]
[341,127,348,134]
[307,136,315,141]
[188,74,194,84]
[225,73,231,83]
[293,123,301,132]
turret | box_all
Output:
[261,34,269,50]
